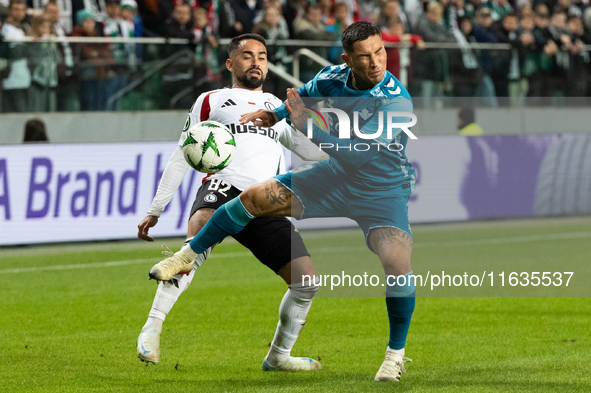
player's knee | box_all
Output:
[381,252,412,276]
[238,187,258,216]
[239,185,267,217]
[290,276,320,300]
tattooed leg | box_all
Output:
[239,179,303,218]
[369,227,413,276]
[369,227,415,357]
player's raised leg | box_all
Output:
[149,178,300,281]
[369,226,415,382]
[137,209,213,364]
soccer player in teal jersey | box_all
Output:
[150,22,417,382]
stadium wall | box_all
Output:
[2,107,591,144]
[2,134,590,245]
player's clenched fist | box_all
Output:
[138,215,159,242]
[239,109,278,127]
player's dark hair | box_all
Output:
[341,22,381,53]
[24,119,49,143]
[227,33,267,56]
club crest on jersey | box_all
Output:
[264,101,276,111]
[183,116,190,131]
[204,193,218,203]
[358,108,373,121]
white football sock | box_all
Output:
[266,278,320,366]
[387,346,405,357]
[142,237,204,332]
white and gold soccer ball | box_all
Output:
[182,121,236,174]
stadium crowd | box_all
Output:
[1,0,591,112]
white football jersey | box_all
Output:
[180,88,301,191]
[146,87,327,217]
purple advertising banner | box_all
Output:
[2,134,590,245]
[460,135,554,219]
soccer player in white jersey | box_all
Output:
[136,34,327,371]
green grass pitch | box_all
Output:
[1,217,591,392]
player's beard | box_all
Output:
[236,69,266,89]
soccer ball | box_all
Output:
[182,121,236,173]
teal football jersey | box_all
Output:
[274,64,416,197]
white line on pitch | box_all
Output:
[2,231,590,274]
[0,251,256,274]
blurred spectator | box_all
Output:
[356,0,379,22]
[162,2,193,41]
[339,0,360,23]
[377,0,408,32]
[490,12,520,100]
[457,107,483,135]
[535,3,549,16]
[1,0,31,112]
[121,0,143,71]
[28,15,60,112]
[193,7,221,87]
[201,0,243,38]
[230,0,263,34]
[72,9,115,111]
[43,0,77,111]
[121,0,142,37]
[29,0,73,34]
[415,2,455,42]
[454,0,472,20]
[473,7,497,42]
[104,0,136,110]
[252,6,291,70]
[327,2,352,35]
[526,10,554,100]
[556,0,582,17]
[519,2,533,17]
[161,3,194,109]
[72,0,106,35]
[413,2,456,98]
[325,2,352,63]
[490,0,513,21]
[318,0,332,23]
[466,7,499,100]
[517,13,536,86]
[381,15,424,86]
[282,0,306,38]
[548,10,569,96]
[23,118,49,142]
[293,4,338,81]
[565,15,590,96]
[136,0,162,35]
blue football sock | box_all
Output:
[385,272,416,350]
[189,197,254,254]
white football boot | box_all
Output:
[149,247,209,282]
[262,356,322,371]
[374,350,412,382]
[137,329,161,365]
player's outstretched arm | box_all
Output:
[138,146,190,241]
[138,215,159,242]
[239,110,278,127]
